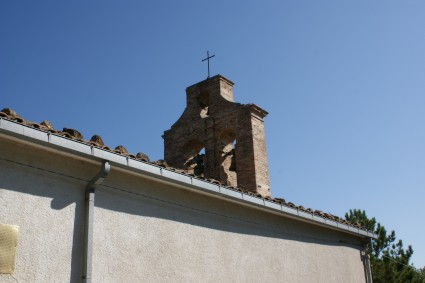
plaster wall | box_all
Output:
[0,137,95,282]
[93,172,367,283]
[0,136,368,283]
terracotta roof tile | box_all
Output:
[0,108,19,118]
[136,152,149,162]
[152,159,168,168]
[63,128,84,140]
[90,135,105,147]
[114,145,129,155]
[274,198,286,204]
[40,120,54,130]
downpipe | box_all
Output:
[363,239,373,283]
[82,161,110,283]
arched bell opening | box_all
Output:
[198,93,210,118]
[183,139,205,177]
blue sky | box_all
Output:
[1,1,424,267]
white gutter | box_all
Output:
[0,118,377,240]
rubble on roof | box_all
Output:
[90,135,105,147]
[0,107,369,232]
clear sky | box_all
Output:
[1,1,424,268]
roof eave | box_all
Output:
[0,117,377,240]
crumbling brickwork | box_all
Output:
[163,75,270,197]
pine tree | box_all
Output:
[345,209,424,283]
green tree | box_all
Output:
[345,209,424,283]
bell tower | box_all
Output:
[163,75,270,197]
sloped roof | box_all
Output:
[0,107,376,238]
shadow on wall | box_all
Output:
[52,190,84,283]
[94,171,364,249]
[0,159,87,283]
[1,159,365,282]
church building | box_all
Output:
[0,75,374,282]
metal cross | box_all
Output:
[202,51,215,78]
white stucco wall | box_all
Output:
[93,175,367,283]
[0,138,91,282]
[0,135,368,283]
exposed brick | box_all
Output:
[163,75,271,197]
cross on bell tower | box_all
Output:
[201,51,215,78]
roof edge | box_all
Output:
[186,74,234,90]
[0,117,377,240]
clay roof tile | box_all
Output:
[1,108,18,118]
[136,152,150,162]
[114,145,129,155]
[40,120,54,130]
[63,128,84,140]
[90,135,105,147]
[153,159,168,168]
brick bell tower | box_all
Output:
[163,75,271,197]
